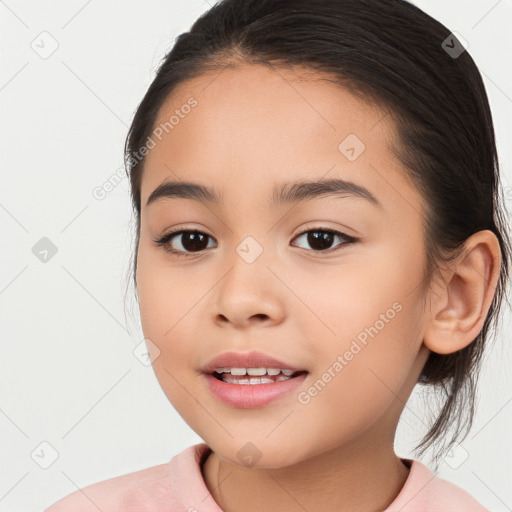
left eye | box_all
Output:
[153,227,358,256]
[291,228,357,253]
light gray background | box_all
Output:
[1,1,511,511]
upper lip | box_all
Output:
[202,350,306,374]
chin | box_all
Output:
[207,438,309,470]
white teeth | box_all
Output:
[246,367,267,376]
[223,376,276,385]
[214,367,298,376]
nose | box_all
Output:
[212,242,286,329]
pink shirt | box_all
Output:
[44,442,489,511]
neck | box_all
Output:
[202,432,410,512]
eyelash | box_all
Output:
[153,226,359,257]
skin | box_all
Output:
[135,63,502,512]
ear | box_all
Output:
[423,230,502,355]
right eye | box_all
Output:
[153,229,217,256]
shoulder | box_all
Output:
[385,459,490,511]
[43,462,174,512]
[43,443,214,512]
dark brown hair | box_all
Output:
[123,0,511,469]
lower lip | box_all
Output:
[203,372,308,409]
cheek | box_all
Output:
[136,245,208,338]
[291,250,425,416]
[288,312,421,459]
[292,261,419,352]
[135,247,216,406]
[136,252,190,378]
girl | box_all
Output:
[45,0,510,510]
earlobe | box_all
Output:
[423,230,502,355]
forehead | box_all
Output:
[140,62,419,215]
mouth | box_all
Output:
[210,368,309,385]
[204,367,309,408]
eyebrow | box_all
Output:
[146,178,383,209]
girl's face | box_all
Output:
[136,63,432,467]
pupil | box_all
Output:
[183,232,207,251]
[308,231,333,251]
